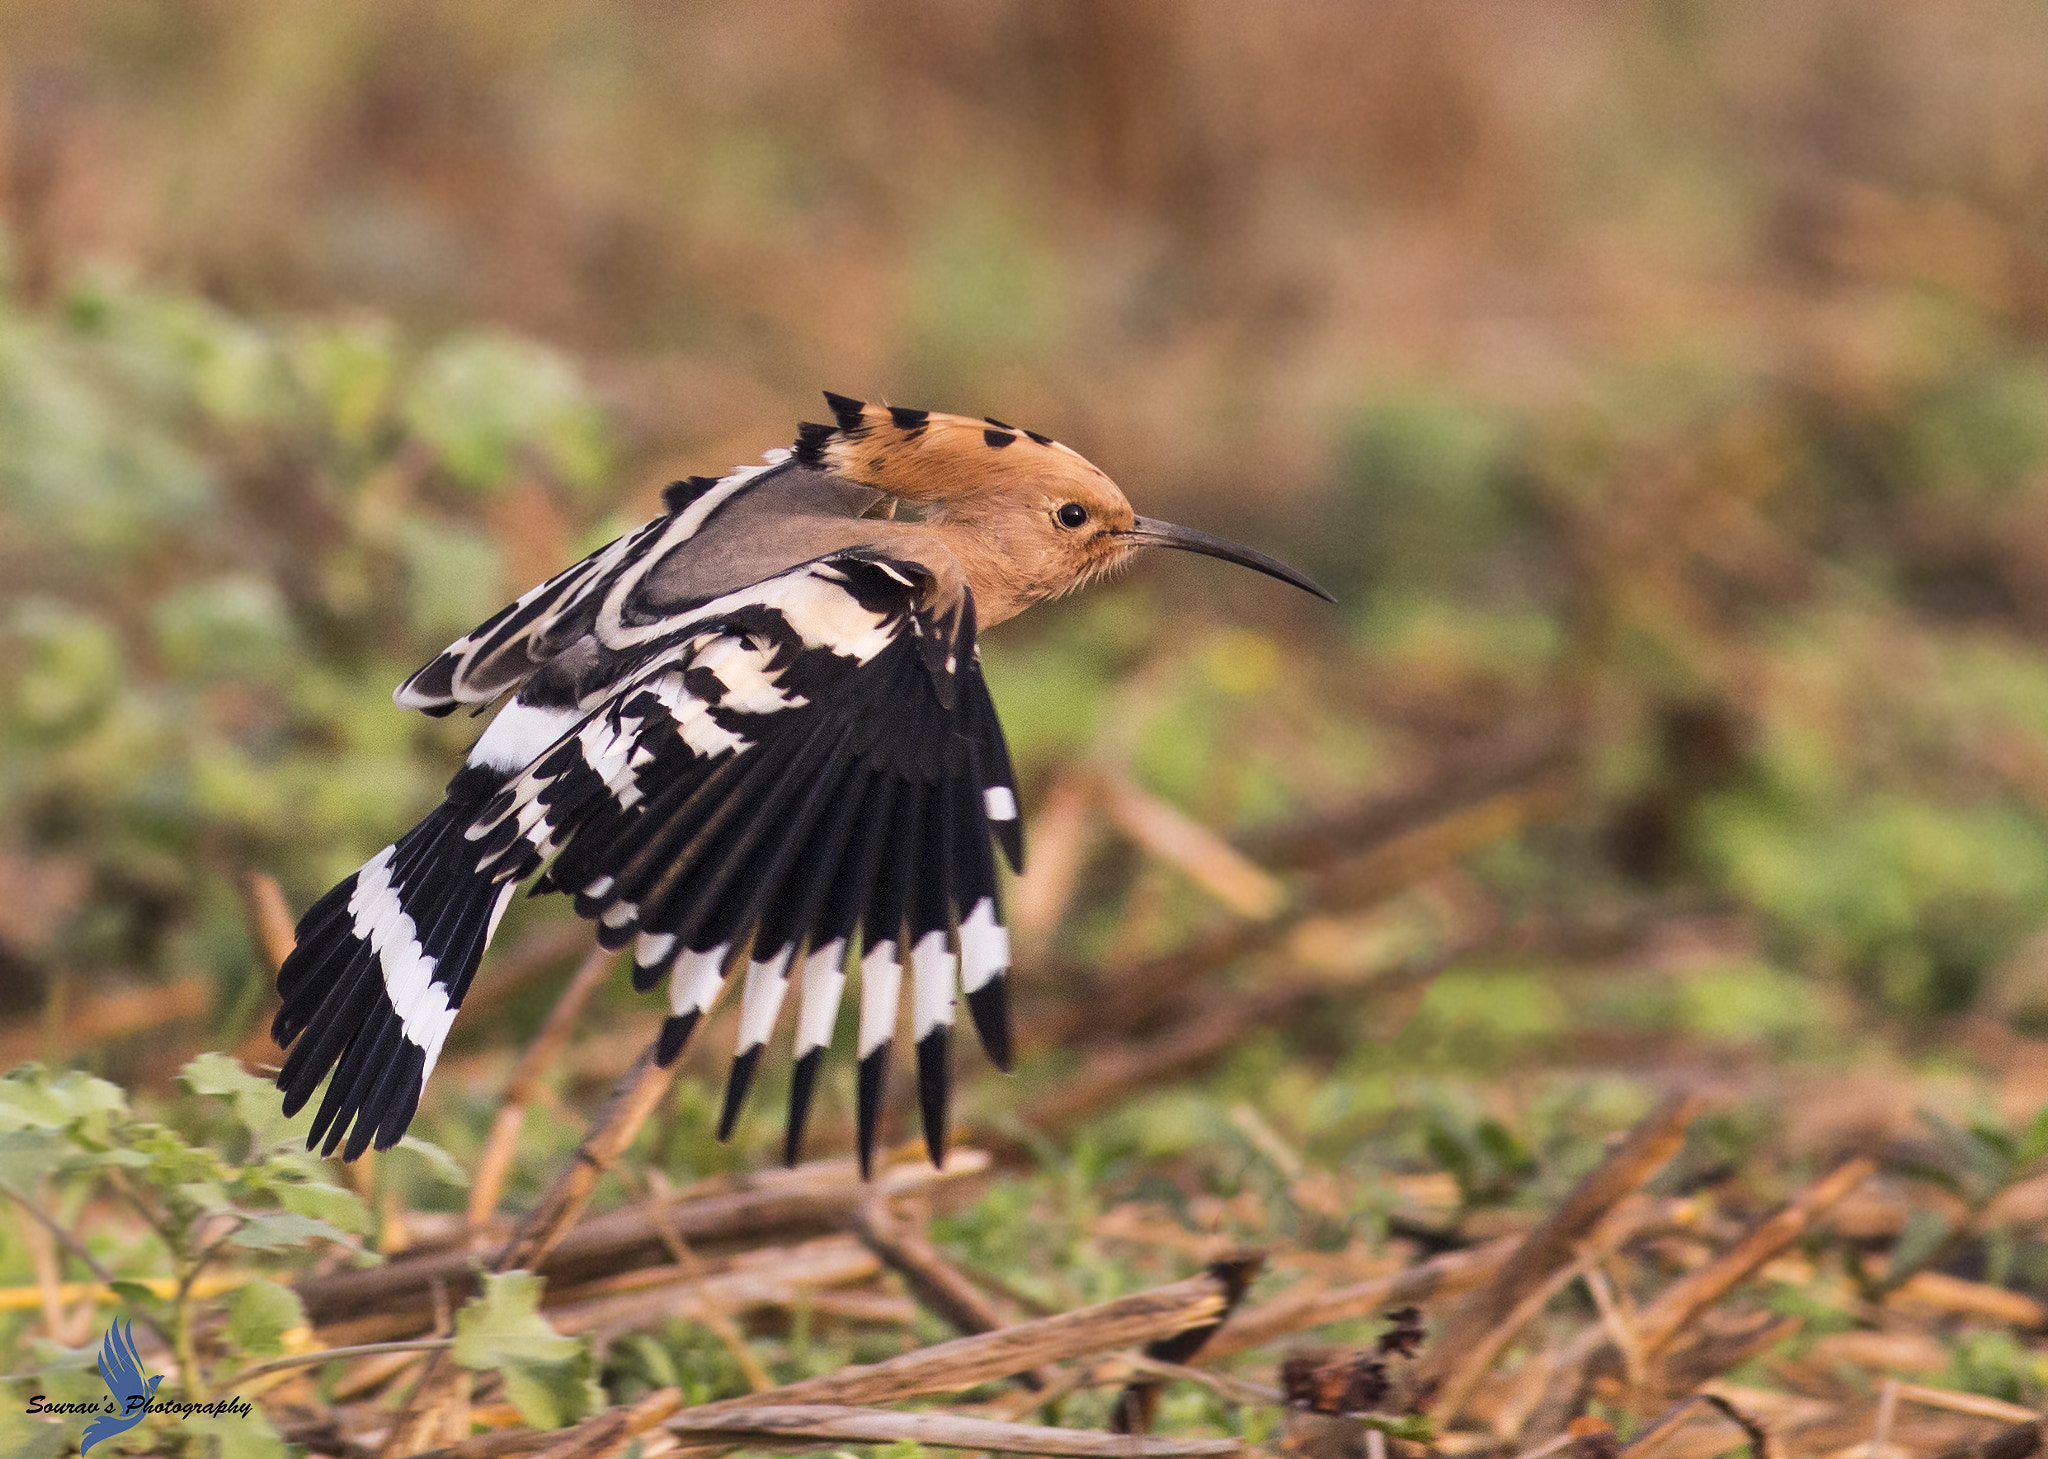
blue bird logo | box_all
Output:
[80,1319,160,1454]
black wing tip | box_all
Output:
[915,1025,951,1168]
[993,817,1024,874]
[717,1045,764,1141]
[656,1011,701,1067]
[785,1047,824,1168]
[856,1042,890,1180]
[965,976,1013,1072]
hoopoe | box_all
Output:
[272,394,1331,1170]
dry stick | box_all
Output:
[845,1190,1017,1338]
[1871,1376,1900,1459]
[532,1384,684,1459]
[1053,774,1568,1046]
[14,1204,66,1343]
[498,1038,686,1274]
[384,1034,686,1456]
[1200,1232,1519,1363]
[468,944,618,1229]
[634,1169,774,1393]
[1431,1254,1596,1434]
[1416,1090,1706,1410]
[1092,766,1287,920]
[1024,936,1473,1140]
[1431,1198,1669,1430]
[242,870,298,971]
[1008,768,1098,941]
[1892,1384,2044,1427]
[1581,1258,1646,1390]
[1932,1419,2046,1459]
[1617,1392,1774,1459]
[1122,1355,1283,1409]
[223,1338,453,1390]
[299,1150,990,1328]
[1620,1156,1873,1361]
[411,1264,1260,1459]
[660,1403,1242,1457]
[1524,1158,1877,1447]
[543,1235,890,1337]
[1245,718,1575,872]
[0,978,213,1066]
[676,1256,1262,1417]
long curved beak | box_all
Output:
[1124,516,1335,602]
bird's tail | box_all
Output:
[273,765,514,1159]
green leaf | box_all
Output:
[227,1280,307,1359]
[1887,1206,1954,1286]
[176,1180,233,1213]
[107,1279,160,1309]
[402,333,608,494]
[0,1065,126,1132]
[186,1407,288,1459]
[2018,1105,2048,1166]
[225,1212,352,1251]
[1969,1120,2018,1169]
[274,1179,374,1237]
[453,1271,600,1430]
[1893,1157,1965,1199]
[0,1410,70,1459]
[394,1134,468,1185]
[180,1052,299,1151]
[0,1130,69,1189]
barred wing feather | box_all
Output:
[275,547,1022,1174]
[467,553,1020,1170]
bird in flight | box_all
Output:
[272,395,1331,1171]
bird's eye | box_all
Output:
[1055,502,1089,529]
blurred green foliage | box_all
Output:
[0,1058,378,1458]
[1,269,614,1020]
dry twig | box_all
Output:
[468,944,617,1229]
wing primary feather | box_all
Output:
[855,777,923,1177]
[308,1002,392,1155]
[716,1045,763,1141]
[916,1023,951,1169]
[965,662,1024,872]
[910,758,959,1168]
[855,1042,889,1180]
[657,718,854,971]
[656,1010,700,1067]
[607,735,798,956]
[782,768,894,1165]
[785,1046,824,1167]
[951,761,1014,1070]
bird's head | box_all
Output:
[795,393,1331,624]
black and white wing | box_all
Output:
[466,550,1023,1170]
[393,453,805,716]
